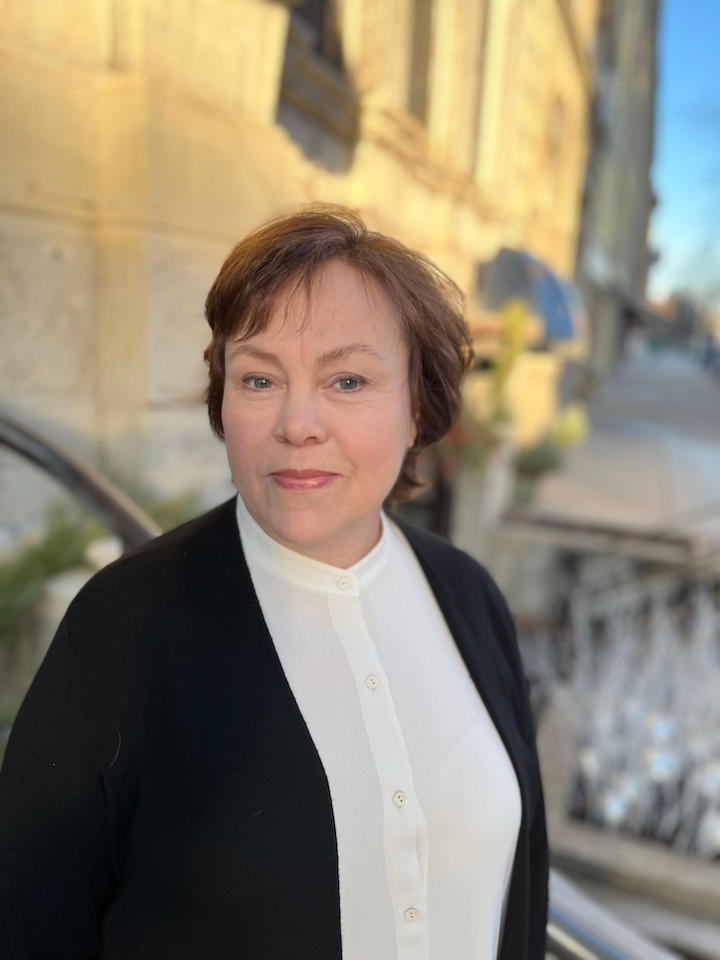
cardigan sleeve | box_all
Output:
[528,769,550,958]
[499,596,549,959]
[0,609,114,960]
[476,563,550,958]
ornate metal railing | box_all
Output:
[0,409,161,547]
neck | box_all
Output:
[248,506,383,569]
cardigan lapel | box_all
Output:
[389,515,533,792]
[390,514,533,960]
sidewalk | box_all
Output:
[532,350,720,549]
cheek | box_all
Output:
[338,403,412,473]
[221,396,270,465]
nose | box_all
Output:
[274,387,328,446]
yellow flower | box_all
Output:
[550,401,589,449]
[462,371,495,424]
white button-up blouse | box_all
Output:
[236,495,522,960]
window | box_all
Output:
[275,0,359,172]
[291,0,344,68]
[408,0,433,122]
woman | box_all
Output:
[0,208,548,960]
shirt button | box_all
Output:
[366,674,380,689]
[393,791,408,807]
[337,576,352,590]
[404,907,420,922]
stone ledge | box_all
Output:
[573,878,720,960]
[549,817,720,923]
[539,694,720,923]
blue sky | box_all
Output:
[648,0,720,300]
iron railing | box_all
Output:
[0,409,161,547]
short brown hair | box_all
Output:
[204,206,472,503]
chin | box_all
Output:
[267,502,342,548]
[272,514,339,547]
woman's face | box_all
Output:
[222,260,417,567]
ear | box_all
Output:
[407,419,418,449]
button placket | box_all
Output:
[328,593,428,960]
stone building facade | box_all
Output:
[575,0,660,383]
[0,0,599,545]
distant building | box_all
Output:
[575,0,661,384]
[706,307,720,346]
[0,0,599,542]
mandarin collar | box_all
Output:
[235,494,389,598]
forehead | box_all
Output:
[262,261,400,344]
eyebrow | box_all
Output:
[316,343,384,364]
[227,342,384,366]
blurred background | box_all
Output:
[1,0,720,955]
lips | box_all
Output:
[272,469,337,478]
[270,469,340,491]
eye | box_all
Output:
[336,377,363,391]
[244,377,273,390]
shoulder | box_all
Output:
[66,497,242,626]
[387,511,514,628]
[387,512,525,690]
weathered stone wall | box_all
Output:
[0,0,599,546]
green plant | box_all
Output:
[511,437,564,505]
[514,436,563,477]
[434,413,504,475]
[0,491,202,649]
[0,507,105,648]
[435,300,528,477]
[140,491,202,533]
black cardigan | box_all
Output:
[0,498,548,960]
